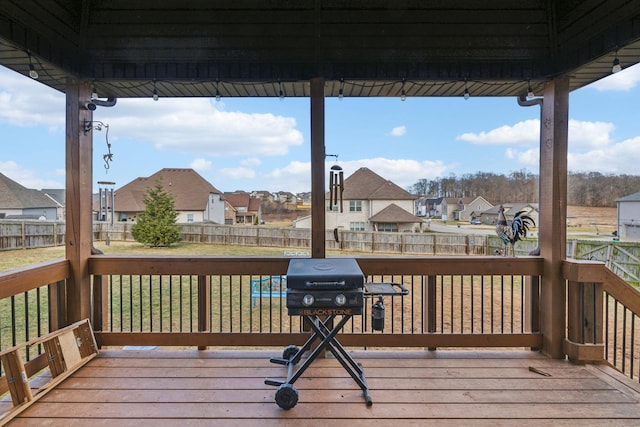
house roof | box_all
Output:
[41,189,65,206]
[369,203,422,224]
[248,198,261,212]
[224,192,250,209]
[224,192,260,212]
[340,168,414,201]
[1,2,638,99]
[115,168,222,212]
[0,172,59,209]
[616,192,640,202]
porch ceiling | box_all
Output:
[0,1,639,99]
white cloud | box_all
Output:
[457,119,614,151]
[97,98,304,158]
[190,158,212,171]
[505,148,539,169]
[456,120,539,145]
[219,167,256,180]
[389,126,406,137]
[263,157,454,193]
[0,66,304,160]
[568,136,640,174]
[589,62,640,92]
[0,161,64,189]
[0,68,65,131]
[268,161,310,178]
[241,157,262,167]
[505,130,639,174]
[568,120,614,149]
[341,158,450,187]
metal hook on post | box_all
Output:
[83,120,113,172]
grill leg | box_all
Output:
[306,315,372,405]
[266,314,373,407]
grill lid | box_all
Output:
[286,258,364,290]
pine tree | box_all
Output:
[131,182,180,247]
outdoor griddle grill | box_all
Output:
[265,258,407,409]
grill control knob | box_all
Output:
[302,294,315,306]
[335,294,346,306]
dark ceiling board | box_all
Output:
[1,0,639,98]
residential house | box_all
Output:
[616,191,640,239]
[441,198,462,221]
[461,196,494,221]
[294,167,421,232]
[113,168,225,223]
[250,190,274,202]
[41,189,66,220]
[0,172,60,220]
[296,192,312,207]
[416,196,443,218]
[482,203,539,226]
[275,191,298,210]
[224,192,262,225]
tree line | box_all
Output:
[408,171,640,207]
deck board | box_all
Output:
[5,349,640,425]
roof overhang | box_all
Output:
[1,1,639,99]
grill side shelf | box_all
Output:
[364,282,409,296]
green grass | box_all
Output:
[0,241,314,272]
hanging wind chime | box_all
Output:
[327,155,344,212]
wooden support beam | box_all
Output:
[538,77,569,358]
[65,80,93,323]
[310,77,325,258]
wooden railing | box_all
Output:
[602,268,640,380]
[0,260,69,395]
[89,256,544,349]
[563,259,640,380]
[3,256,638,382]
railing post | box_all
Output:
[564,280,604,363]
[48,280,66,332]
[524,275,540,350]
[91,275,108,334]
[425,275,437,350]
[197,275,211,350]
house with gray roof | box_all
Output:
[295,167,421,232]
[616,191,640,239]
[0,173,61,220]
[113,168,225,224]
[482,203,539,226]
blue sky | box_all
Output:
[1,63,640,194]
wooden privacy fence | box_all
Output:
[93,222,491,255]
[0,220,65,250]
[3,220,637,282]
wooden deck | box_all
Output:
[4,349,640,426]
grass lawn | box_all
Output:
[1,241,319,272]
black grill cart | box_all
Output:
[265,258,408,409]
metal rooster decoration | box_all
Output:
[495,205,535,256]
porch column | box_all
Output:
[538,77,569,358]
[310,77,326,258]
[65,79,94,323]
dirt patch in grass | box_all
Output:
[567,205,616,226]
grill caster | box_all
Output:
[282,345,299,361]
[275,383,299,410]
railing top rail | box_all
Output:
[89,255,543,276]
[602,267,640,315]
[0,259,69,299]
